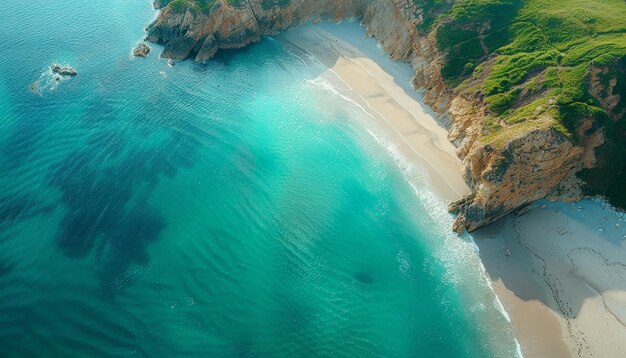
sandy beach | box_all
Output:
[475,200,626,357]
[280,22,626,358]
[278,23,470,202]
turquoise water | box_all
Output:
[0,1,519,356]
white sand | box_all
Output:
[475,200,626,357]
[278,23,470,201]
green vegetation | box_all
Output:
[435,0,522,81]
[413,0,454,33]
[168,0,218,13]
[428,0,626,138]
[167,0,289,13]
[420,0,626,206]
[260,0,292,10]
[227,0,245,6]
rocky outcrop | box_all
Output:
[133,42,151,57]
[147,0,369,62]
[51,63,77,76]
[152,0,170,9]
[589,62,625,123]
[359,0,607,231]
[451,123,604,232]
[145,0,622,232]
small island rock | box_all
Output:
[133,42,151,57]
[51,63,77,76]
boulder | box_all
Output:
[51,63,77,76]
[133,42,151,57]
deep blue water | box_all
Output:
[0,1,518,356]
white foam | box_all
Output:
[372,117,521,356]
[515,339,524,358]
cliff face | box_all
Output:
[450,124,603,231]
[582,60,626,209]
[146,0,623,232]
[360,0,609,231]
[147,0,369,62]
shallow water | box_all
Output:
[0,1,518,356]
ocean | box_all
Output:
[0,0,519,356]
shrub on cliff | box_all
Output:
[169,0,217,13]
[421,0,625,207]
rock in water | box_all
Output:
[133,42,150,57]
[452,215,467,235]
[51,63,77,76]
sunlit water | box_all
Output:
[0,1,519,356]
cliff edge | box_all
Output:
[147,0,369,61]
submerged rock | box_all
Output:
[51,63,77,76]
[133,42,151,57]
[354,271,374,284]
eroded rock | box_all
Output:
[146,0,369,62]
[51,63,77,76]
[133,42,151,57]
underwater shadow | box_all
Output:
[0,259,14,277]
[48,97,201,293]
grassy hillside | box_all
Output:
[165,0,215,13]
[431,0,625,138]
[166,0,290,12]
[423,0,626,207]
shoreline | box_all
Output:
[278,23,470,202]
[278,22,626,357]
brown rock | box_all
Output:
[51,63,77,76]
[133,42,151,57]
[452,215,467,235]
[146,0,369,62]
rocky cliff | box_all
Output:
[361,0,614,232]
[147,0,370,61]
[146,0,625,232]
